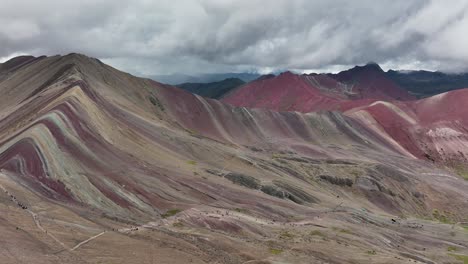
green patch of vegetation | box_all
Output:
[453,165,468,181]
[309,230,326,237]
[319,175,353,187]
[148,95,165,112]
[161,209,181,218]
[271,153,281,159]
[339,229,353,235]
[172,221,184,228]
[187,160,197,165]
[186,129,199,136]
[458,172,468,181]
[234,208,249,214]
[349,169,361,177]
[269,248,283,255]
[449,253,468,264]
[225,173,260,189]
[279,230,295,240]
[260,185,287,199]
[448,246,458,252]
[332,227,352,234]
[432,209,454,224]
[366,250,377,255]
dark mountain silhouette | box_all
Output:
[151,72,260,85]
[387,69,468,97]
[176,78,245,99]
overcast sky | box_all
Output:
[1,0,468,76]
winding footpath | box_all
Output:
[0,180,106,252]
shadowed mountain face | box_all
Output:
[329,63,415,101]
[387,70,468,98]
[176,78,245,99]
[0,54,467,264]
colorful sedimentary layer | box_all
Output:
[222,62,468,171]
[0,54,467,264]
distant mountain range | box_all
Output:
[176,78,245,99]
[222,63,414,113]
[150,72,261,85]
[387,70,468,97]
[169,65,468,100]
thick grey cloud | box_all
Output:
[1,0,468,75]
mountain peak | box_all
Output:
[279,71,296,76]
[255,74,276,81]
[365,61,379,66]
[361,61,383,72]
[61,53,105,66]
[64,52,88,58]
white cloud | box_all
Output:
[1,0,468,75]
[0,19,40,41]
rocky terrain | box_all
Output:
[0,54,467,264]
